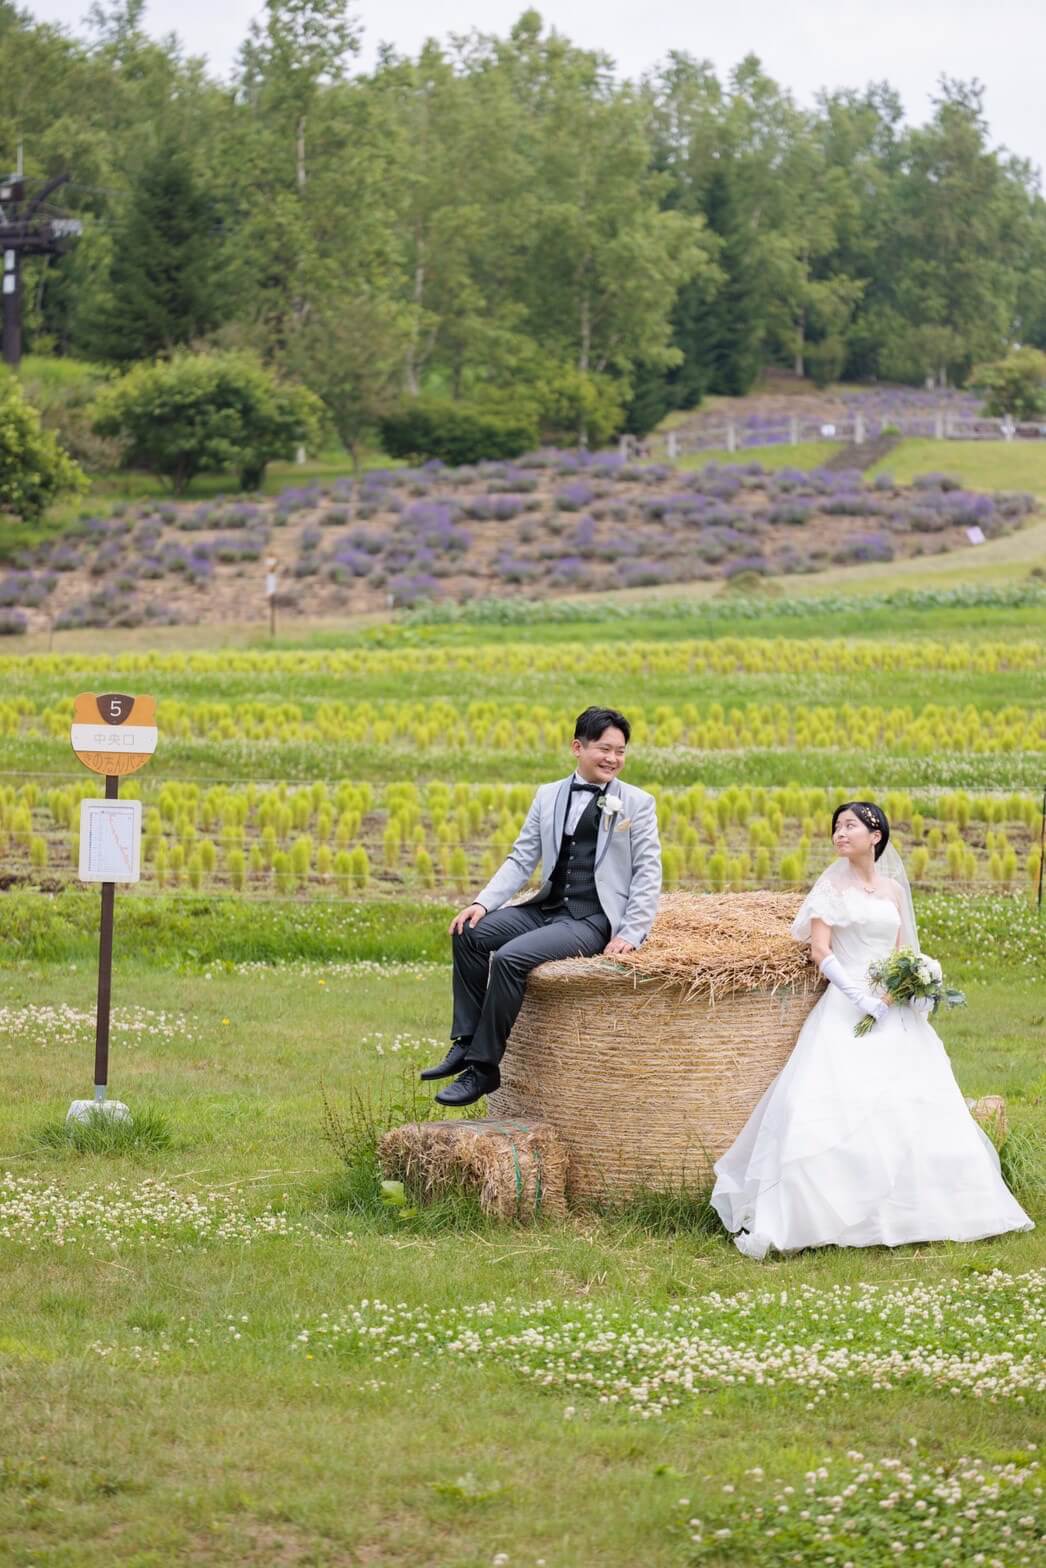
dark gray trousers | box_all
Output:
[451,903,611,1068]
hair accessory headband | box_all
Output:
[853,805,880,830]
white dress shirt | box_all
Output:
[565,772,603,835]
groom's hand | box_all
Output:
[603,936,636,957]
[449,903,487,935]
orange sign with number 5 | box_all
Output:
[70,692,158,776]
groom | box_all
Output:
[421,705,662,1107]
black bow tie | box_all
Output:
[571,781,601,794]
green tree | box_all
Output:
[93,352,322,492]
[293,292,412,469]
[0,371,87,520]
[80,134,227,363]
[689,164,759,396]
[496,15,713,440]
[232,0,362,350]
[976,347,1046,419]
[874,80,1036,385]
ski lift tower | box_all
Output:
[1,169,82,367]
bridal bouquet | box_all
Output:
[854,947,966,1037]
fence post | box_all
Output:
[934,411,945,440]
[789,415,799,446]
[854,412,865,446]
[726,422,737,454]
[666,429,679,460]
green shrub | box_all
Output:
[805,334,847,389]
[17,355,119,473]
[0,369,87,520]
[524,364,624,448]
[975,346,1046,420]
[379,396,537,465]
[93,351,323,493]
[273,851,295,895]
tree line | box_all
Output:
[5,0,1046,447]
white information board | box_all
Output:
[78,799,142,884]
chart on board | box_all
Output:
[78,799,142,884]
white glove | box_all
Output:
[819,954,888,1021]
[909,996,933,1017]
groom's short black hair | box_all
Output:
[574,706,631,744]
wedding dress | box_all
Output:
[711,874,1034,1259]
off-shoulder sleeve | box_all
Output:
[790,885,855,942]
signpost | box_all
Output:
[67,692,157,1123]
[265,557,279,638]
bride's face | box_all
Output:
[833,809,880,859]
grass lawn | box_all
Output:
[0,583,1043,1561]
[0,957,1042,1567]
[675,441,843,471]
[870,439,1046,497]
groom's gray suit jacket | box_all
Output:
[475,775,662,947]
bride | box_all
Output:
[711,801,1033,1260]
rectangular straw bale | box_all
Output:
[379,1118,567,1221]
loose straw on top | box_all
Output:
[551,891,821,1004]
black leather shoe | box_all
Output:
[419,1039,471,1082]
[434,1065,500,1107]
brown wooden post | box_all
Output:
[93,774,119,1099]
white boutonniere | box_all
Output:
[597,794,623,831]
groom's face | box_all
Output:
[572,725,627,786]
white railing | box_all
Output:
[641,412,1046,462]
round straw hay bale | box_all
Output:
[488,892,823,1202]
[379,1117,567,1221]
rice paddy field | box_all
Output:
[1,496,1044,1563]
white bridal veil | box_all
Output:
[791,844,920,952]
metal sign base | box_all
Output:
[66,1098,131,1124]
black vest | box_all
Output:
[546,791,604,920]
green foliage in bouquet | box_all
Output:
[854,947,966,1038]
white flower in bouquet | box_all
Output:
[855,948,964,1037]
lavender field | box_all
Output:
[1,455,1038,634]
